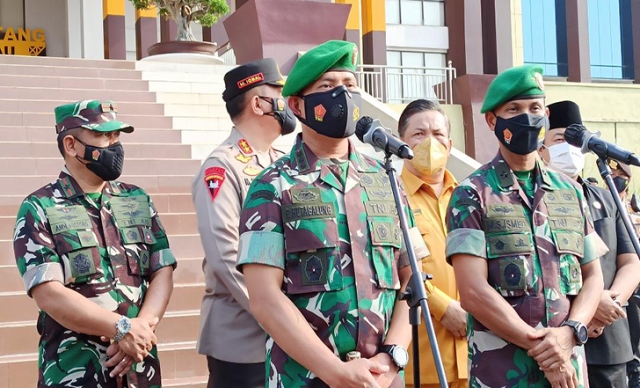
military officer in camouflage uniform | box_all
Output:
[237,40,429,388]
[193,58,295,388]
[445,65,606,388]
[13,100,176,388]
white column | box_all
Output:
[79,0,104,59]
[65,0,82,58]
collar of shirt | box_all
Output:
[230,126,281,168]
[400,166,457,197]
[58,167,122,199]
[489,151,554,193]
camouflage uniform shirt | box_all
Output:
[445,153,604,388]
[237,135,429,388]
[13,168,177,388]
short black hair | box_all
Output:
[225,92,247,121]
[398,99,450,138]
[56,127,82,158]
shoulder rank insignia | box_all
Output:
[238,139,253,155]
[235,153,252,164]
[204,166,226,201]
[243,165,262,177]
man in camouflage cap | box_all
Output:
[445,65,606,388]
[237,40,429,388]
[13,100,176,387]
[193,58,295,388]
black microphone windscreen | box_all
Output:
[355,116,374,139]
[564,123,587,148]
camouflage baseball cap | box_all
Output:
[54,100,134,134]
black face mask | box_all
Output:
[494,113,549,155]
[613,176,630,194]
[297,86,362,139]
[74,137,125,181]
[260,96,297,135]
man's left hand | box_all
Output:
[526,326,575,371]
[369,353,399,388]
[101,336,135,378]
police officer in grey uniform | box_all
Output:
[192,58,296,388]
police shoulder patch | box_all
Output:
[204,166,226,201]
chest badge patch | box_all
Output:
[243,165,262,177]
[235,153,252,164]
[204,167,226,201]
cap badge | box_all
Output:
[534,73,545,91]
[351,46,358,67]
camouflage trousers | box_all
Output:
[468,339,587,388]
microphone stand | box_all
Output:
[596,157,640,257]
[383,154,448,388]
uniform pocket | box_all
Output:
[551,230,585,295]
[53,230,100,284]
[283,218,342,294]
[486,232,534,297]
[368,217,401,290]
[120,226,153,276]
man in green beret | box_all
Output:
[237,40,429,388]
[13,100,176,387]
[445,65,606,387]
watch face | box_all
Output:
[392,347,409,367]
[118,318,131,333]
[578,325,588,343]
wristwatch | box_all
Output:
[113,315,131,342]
[561,320,588,345]
[380,344,409,370]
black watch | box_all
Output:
[562,320,588,345]
[380,344,409,370]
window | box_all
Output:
[385,50,447,103]
[522,0,568,77]
[588,0,634,79]
[385,0,444,26]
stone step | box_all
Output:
[0,55,135,69]
[0,63,142,79]
[147,80,225,95]
[0,86,157,102]
[0,112,173,129]
[164,103,228,118]
[0,342,207,386]
[0,157,200,176]
[0,309,202,355]
[172,116,232,131]
[163,376,207,387]
[155,92,224,106]
[0,174,194,196]
[0,126,183,143]
[0,283,204,324]
[0,234,204,267]
[136,60,233,74]
[0,141,191,159]
[141,71,226,84]
[0,74,149,91]
[0,99,165,115]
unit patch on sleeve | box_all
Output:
[204,167,226,201]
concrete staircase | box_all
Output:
[0,55,208,387]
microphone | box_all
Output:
[355,116,414,159]
[564,124,640,167]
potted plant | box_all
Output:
[130,0,230,56]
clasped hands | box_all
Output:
[527,326,578,388]
[101,316,159,378]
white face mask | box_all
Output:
[547,142,585,177]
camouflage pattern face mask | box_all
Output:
[74,137,125,181]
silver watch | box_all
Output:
[114,316,131,342]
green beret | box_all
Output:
[481,64,546,113]
[55,100,134,134]
[282,40,359,97]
